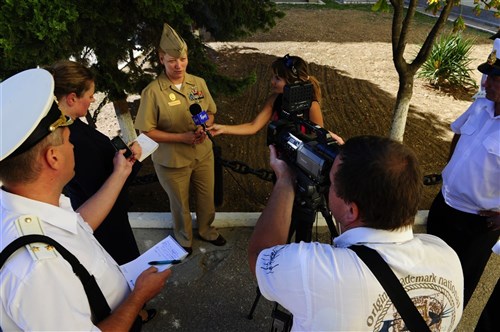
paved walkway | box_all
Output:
[414,0,498,34]
[306,0,498,34]
[133,227,273,332]
[132,222,499,331]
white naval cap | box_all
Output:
[0,68,72,161]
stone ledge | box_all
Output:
[129,210,429,229]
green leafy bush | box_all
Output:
[418,33,478,91]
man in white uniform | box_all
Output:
[248,135,463,331]
[0,68,171,331]
[427,38,500,331]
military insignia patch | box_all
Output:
[189,86,205,101]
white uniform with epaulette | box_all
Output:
[0,190,130,331]
[0,68,130,331]
[14,215,59,260]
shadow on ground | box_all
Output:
[128,51,450,214]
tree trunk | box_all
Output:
[387,0,455,143]
[112,99,137,143]
[389,74,414,142]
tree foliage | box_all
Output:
[0,0,284,100]
[0,0,78,73]
[372,0,499,142]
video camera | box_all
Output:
[267,82,340,210]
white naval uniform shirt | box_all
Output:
[256,227,463,332]
[442,97,500,214]
[0,189,130,331]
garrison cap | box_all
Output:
[478,38,500,77]
[0,68,73,161]
[159,23,188,58]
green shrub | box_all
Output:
[418,33,478,91]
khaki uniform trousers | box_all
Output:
[154,152,218,247]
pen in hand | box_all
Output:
[148,260,182,266]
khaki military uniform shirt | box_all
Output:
[135,72,216,168]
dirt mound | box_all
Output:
[118,8,492,212]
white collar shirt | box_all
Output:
[256,227,463,331]
[0,189,130,331]
[442,98,500,213]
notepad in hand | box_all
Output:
[119,235,188,289]
[134,133,159,162]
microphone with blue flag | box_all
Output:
[189,104,223,206]
[189,103,213,141]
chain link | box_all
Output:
[131,157,436,186]
[131,158,274,186]
[91,95,109,123]
[221,159,274,182]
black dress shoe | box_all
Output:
[203,234,226,246]
[182,246,193,256]
[140,308,157,324]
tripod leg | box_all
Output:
[319,205,338,240]
[289,204,316,243]
[270,302,293,332]
[247,286,262,320]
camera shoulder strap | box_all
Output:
[349,245,431,332]
[0,234,112,323]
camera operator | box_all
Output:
[248,135,464,331]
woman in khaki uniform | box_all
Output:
[134,23,225,254]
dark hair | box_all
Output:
[45,60,95,99]
[272,54,322,104]
[334,135,422,230]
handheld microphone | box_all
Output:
[189,104,221,205]
[189,103,209,126]
[189,103,213,141]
